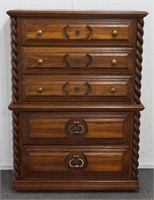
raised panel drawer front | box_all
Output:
[22,76,132,102]
[22,146,130,180]
[20,18,135,44]
[21,47,134,74]
[21,112,132,144]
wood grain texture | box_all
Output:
[20,112,131,145]
[7,10,148,17]
[22,146,129,180]
[21,76,132,102]
[21,47,134,74]
[7,10,147,191]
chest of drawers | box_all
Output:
[7,10,147,191]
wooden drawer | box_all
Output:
[21,47,134,74]
[21,112,132,145]
[21,76,132,102]
[22,146,130,180]
[20,18,135,44]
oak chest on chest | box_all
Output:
[7,10,147,190]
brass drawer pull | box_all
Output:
[69,155,84,168]
[37,59,44,64]
[110,87,116,93]
[37,87,44,93]
[75,30,80,36]
[112,30,118,37]
[69,121,84,135]
[75,59,81,65]
[36,30,43,36]
[112,59,117,65]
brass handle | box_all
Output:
[69,121,84,135]
[37,59,44,64]
[112,59,117,65]
[36,30,43,36]
[37,87,44,93]
[112,30,118,37]
[110,87,116,93]
[69,155,84,168]
[75,30,80,36]
[75,59,81,65]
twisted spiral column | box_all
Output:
[132,111,141,179]
[132,18,144,180]
[10,17,20,180]
[134,18,144,104]
[12,111,20,180]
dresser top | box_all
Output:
[7,10,148,17]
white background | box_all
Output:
[0,0,154,169]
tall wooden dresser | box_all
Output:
[7,10,148,190]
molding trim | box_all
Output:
[0,164,154,170]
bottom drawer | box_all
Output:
[22,146,130,180]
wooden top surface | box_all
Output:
[7,10,148,17]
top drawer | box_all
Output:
[19,18,136,45]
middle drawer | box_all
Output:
[21,75,132,102]
[21,47,134,74]
[20,111,132,145]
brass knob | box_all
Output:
[69,155,84,168]
[75,30,80,36]
[110,87,116,93]
[112,59,117,65]
[36,30,43,36]
[37,87,44,93]
[75,59,81,65]
[37,59,44,64]
[112,30,118,37]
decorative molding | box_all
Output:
[85,82,92,96]
[10,17,21,180]
[62,81,92,96]
[12,111,20,180]
[132,111,141,180]
[11,17,19,104]
[85,25,93,40]
[85,53,92,68]
[62,25,69,40]
[62,24,93,40]
[132,17,144,180]
[62,53,92,69]
[62,54,69,68]
[62,81,69,96]
[134,18,144,104]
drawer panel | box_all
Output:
[21,112,131,144]
[20,18,135,44]
[22,146,130,180]
[21,47,134,74]
[21,76,132,102]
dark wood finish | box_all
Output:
[7,10,147,191]
[21,75,132,102]
[20,112,131,145]
[7,10,148,18]
[9,103,144,111]
[20,18,133,42]
[22,146,129,179]
[21,47,134,74]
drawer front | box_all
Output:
[21,112,131,144]
[20,18,135,44]
[22,76,132,102]
[21,47,134,74]
[22,146,130,180]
